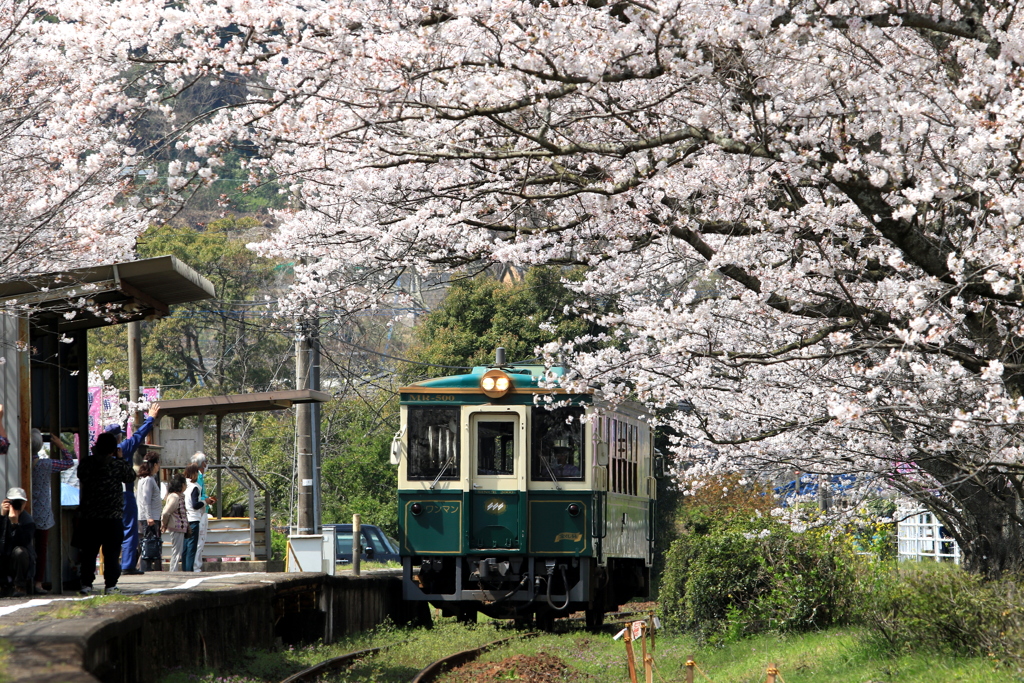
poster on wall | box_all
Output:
[86,385,161,444]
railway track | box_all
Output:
[562,609,654,630]
[279,633,537,683]
[279,647,384,683]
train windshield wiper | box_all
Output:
[541,457,562,491]
[430,455,455,490]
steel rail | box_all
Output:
[278,646,383,683]
[410,633,538,683]
[562,610,651,628]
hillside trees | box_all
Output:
[90,218,291,393]
[89,219,297,521]
[49,0,1024,574]
[405,267,608,377]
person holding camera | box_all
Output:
[0,406,35,597]
[30,427,74,594]
[0,487,36,598]
[75,431,136,595]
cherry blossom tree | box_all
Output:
[0,0,146,282]
[61,0,1024,573]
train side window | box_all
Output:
[407,406,461,480]
[629,424,638,496]
[531,406,585,481]
[477,421,516,475]
[609,418,639,495]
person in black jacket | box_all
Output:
[75,432,135,595]
[0,487,36,598]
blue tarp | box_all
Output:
[775,473,857,504]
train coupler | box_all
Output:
[468,557,511,582]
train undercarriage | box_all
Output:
[404,555,649,629]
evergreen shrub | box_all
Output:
[659,476,856,640]
[855,561,1024,664]
[661,522,856,639]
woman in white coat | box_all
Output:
[135,456,162,571]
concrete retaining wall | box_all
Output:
[3,572,426,683]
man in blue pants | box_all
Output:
[105,409,155,575]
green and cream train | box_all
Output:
[393,353,656,628]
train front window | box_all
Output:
[477,421,516,475]
[407,406,461,481]
[531,406,585,481]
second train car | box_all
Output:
[393,353,656,629]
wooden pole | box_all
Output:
[623,628,639,683]
[641,623,653,683]
[648,611,656,652]
[767,662,778,683]
[352,513,361,576]
[128,321,142,432]
[685,658,695,683]
[215,414,223,519]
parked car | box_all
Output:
[324,524,401,564]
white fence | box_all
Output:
[897,507,960,564]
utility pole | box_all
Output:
[296,324,315,535]
[310,320,321,534]
[127,321,144,463]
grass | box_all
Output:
[335,561,402,573]
[0,638,11,683]
[635,628,1013,683]
[432,624,1015,683]
[159,618,1020,683]
[45,594,135,620]
[160,620,512,683]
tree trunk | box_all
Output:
[910,460,1024,577]
[956,493,1024,578]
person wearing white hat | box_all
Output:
[0,486,36,598]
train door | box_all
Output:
[468,407,527,551]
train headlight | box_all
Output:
[411,503,423,515]
[480,370,513,398]
[567,503,581,517]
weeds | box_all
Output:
[46,594,135,619]
[160,619,1017,683]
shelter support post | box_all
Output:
[216,414,222,519]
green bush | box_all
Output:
[271,528,288,561]
[855,561,1024,663]
[747,529,857,633]
[661,530,767,635]
[660,522,857,640]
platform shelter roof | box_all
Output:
[154,390,331,419]
[0,255,215,331]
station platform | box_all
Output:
[0,568,411,683]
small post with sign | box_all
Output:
[352,513,361,576]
